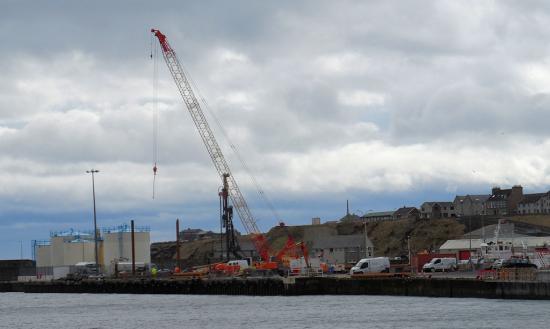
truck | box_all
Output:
[422,257,457,272]
[350,257,390,275]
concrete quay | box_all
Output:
[2,277,550,300]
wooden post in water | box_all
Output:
[131,220,136,276]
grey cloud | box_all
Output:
[4,1,550,256]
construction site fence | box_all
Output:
[287,267,324,277]
[477,268,538,282]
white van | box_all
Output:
[350,257,390,275]
[422,257,457,272]
[227,259,250,270]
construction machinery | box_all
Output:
[219,173,240,260]
[151,28,285,270]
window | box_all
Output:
[329,248,334,253]
[360,262,368,269]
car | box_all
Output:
[491,259,504,269]
[501,258,537,269]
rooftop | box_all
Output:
[440,236,550,250]
[422,201,454,206]
[455,195,491,202]
[363,211,394,218]
[519,193,548,205]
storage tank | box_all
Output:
[62,238,96,266]
[35,243,52,267]
[102,224,151,274]
[49,230,97,267]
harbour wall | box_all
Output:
[2,277,550,300]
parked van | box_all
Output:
[350,257,390,275]
[227,259,250,272]
[227,259,250,270]
[214,259,250,275]
[422,257,457,272]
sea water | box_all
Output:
[1,293,549,329]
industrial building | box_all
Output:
[102,224,151,274]
[439,236,550,260]
[310,234,373,265]
[33,224,150,278]
[0,260,36,281]
[439,222,550,261]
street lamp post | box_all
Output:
[354,210,369,258]
[480,200,485,242]
[86,169,100,272]
[469,215,473,270]
[364,221,369,258]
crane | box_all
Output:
[151,28,272,264]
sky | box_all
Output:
[2,0,550,259]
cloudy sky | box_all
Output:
[2,1,550,259]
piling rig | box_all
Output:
[151,28,278,268]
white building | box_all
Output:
[517,192,550,215]
[34,224,151,276]
[102,224,151,274]
[35,230,97,268]
[439,236,550,257]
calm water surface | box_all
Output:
[1,293,549,329]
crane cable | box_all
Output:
[151,33,159,199]
[180,64,283,225]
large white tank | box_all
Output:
[62,239,96,266]
[49,230,97,267]
[35,244,52,267]
[102,224,150,274]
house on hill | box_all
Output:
[393,207,420,220]
[361,211,394,222]
[485,186,523,216]
[453,195,490,217]
[420,202,455,219]
[517,192,550,215]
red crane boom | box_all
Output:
[151,29,270,262]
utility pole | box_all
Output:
[469,215,473,270]
[176,218,181,270]
[86,169,100,272]
[131,220,136,276]
[407,235,411,266]
[480,200,485,242]
[364,221,369,258]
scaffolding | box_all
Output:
[50,228,95,238]
[102,224,151,233]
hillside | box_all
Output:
[151,218,465,267]
[509,215,550,228]
[337,219,464,257]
